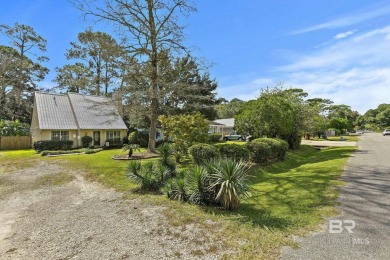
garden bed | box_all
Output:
[111,152,159,160]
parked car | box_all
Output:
[383,129,390,136]
[223,132,245,141]
[356,130,364,135]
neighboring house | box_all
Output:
[31,92,128,148]
[209,118,235,136]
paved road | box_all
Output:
[282,133,390,260]
[301,140,357,147]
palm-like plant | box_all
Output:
[122,143,141,157]
[186,165,214,205]
[126,161,169,191]
[156,143,176,174]
[210,159,251,211]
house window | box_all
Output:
[106,131,121,144]
[51,131,69,141]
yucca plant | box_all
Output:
[186,165,215,205]
[210,159,251,211]
[156,143,176,174]
[126,161,169,191]
[164,177,188,201]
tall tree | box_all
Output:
[66,29,121,95]
[0,23,49,122]
[73,0,196,152]
[215,98,245,119]
[235,87,306,149]
[53,63,92,93]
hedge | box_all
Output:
[218,144,249,161]
[209,134,222,142]
[252,138,288,160]
[245,141,271,163]
[81,136,93,148]
[33,140,73,152]
[189,143,220,165]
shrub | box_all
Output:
[81,136,93,148]
[128,130,149,147]
[282,133,302,150]
[126,161,169,191]
[165,177,188,202]
[252,138,288,161]
[122,144,141,157]
[157,143,176,174]
[189,143,220,165]
[209,159,251,211]
[33,140,73,152]
[245,141,271,163]
[185,165,217,205]
[209,134,222,142]
[218,144,249,161]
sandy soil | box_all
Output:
[0,160,226,259]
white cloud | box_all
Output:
[292,4,390,34]
[219,26,390,114]
[334,30,355,39]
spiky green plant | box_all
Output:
[156,143,176,174]
[210,159,251,211]
[168,177,188,202]
[122,143,141,157]
[186,165,215,205]
[126,161,168,191]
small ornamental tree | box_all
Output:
[159,113,209,162]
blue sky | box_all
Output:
[1,0,390,114]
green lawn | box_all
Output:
[0,145,355,259]
[311,135,359,142]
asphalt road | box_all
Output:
[282,133,390,260]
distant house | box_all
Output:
[31,92,128,148]
[209,118,235,135]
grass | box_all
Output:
[0,145,355,259]
[311,135,359,142]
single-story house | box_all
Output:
[31,92,128,148]
[209,118,235,136]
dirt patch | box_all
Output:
[0,160,228,259]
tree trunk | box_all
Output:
[147,0,158,153]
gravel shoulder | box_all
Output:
[0,160,226,259]
[282,133,390,259]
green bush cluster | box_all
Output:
[126,144,251,211]
[209,134,222,142]
[218,144,249,161]
[246,138,288,163]
[165,159,251,210]
[81,136,93,148]
[188,143,220,165]
[33,140,73,152]
[246,141,271,163]
[128,130,149,147]
[254,138,288,160]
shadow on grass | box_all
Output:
[200,146,355,231]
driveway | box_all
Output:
[301,140,357,147]
[0,160,226,259]
[282,133,390,259]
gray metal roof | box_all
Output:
[35,92,78,130]
[212,118,235,128]
[35,92,127,130]
[68,93,127,130]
